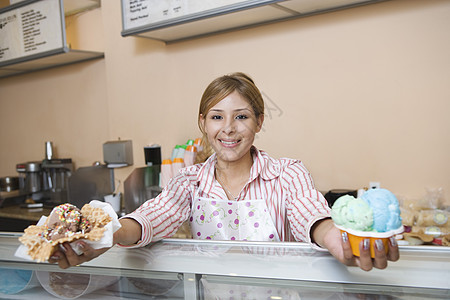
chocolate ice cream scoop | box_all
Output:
[44,203,91,241]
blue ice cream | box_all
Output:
[0,268,33,294]
[361,188,402,232]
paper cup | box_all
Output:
[335,225,404,258]
[104,193,121,213]
[0,268,38,295]
[37,271,119,299]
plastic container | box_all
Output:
[335,224,404,258]
[184,145,197,167]
[119,276,182,298]
[36,271,119,299]
[0,268,38,296]
[160,159,173,188]
[172,158,185,177]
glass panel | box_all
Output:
[201,275,450,300]
[0,267,185,299]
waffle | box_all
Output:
[19,203,112,262]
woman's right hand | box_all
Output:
[48,241,110,269]
[48,218,142,269]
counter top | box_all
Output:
[1,233,449,288]
[0,205,51,221]
[0,233,449,299]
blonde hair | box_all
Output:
[196,72,265,163]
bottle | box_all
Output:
[160,159,173,188]
[186,139,194,146]
[194,138,203,152]
[172,157,185,177]
[171,145,180,161]
[184,145,197,167]
[176,145,186,159]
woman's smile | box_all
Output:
[219,139,241,147]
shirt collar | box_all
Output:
[249,147,280,181]
[196,146,280,194]
[196,152,218,195]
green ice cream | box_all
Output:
[331,195,374,231]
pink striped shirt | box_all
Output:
[123,147,331,248]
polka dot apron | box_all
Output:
[189,195,280,242]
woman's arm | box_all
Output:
[114,218,143,245]
[49,169,196,269]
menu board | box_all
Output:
[0,0,64,64]
[122,0,250,30]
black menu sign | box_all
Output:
[0,0,64,64]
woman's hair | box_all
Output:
[196,72,265,163]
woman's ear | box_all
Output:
[255,114,264,133]
[199,114,206,133]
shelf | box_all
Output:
[0,48,103,78]
[120,0,390,43]
[0,0,103,79]
[63,0,100,16]
[5,0,100,16]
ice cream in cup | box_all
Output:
[331,189,404,258]
[37,271,119,299]
[0,268,38,296]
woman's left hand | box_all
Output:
[312,219,400,271]
[48,241,110,269]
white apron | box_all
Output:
[190,196,280,242]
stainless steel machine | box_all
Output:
[67,163,115,209]
[124,165,161,214]
[15,158,73,205]
[124,145,162,213]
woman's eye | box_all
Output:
[211,115,222,120]
[236,114,248,120]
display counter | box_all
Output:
[0,232,448,299]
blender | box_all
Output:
[41,141,73,205]
[16,141,73,205]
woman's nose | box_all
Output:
[222,119,236,134]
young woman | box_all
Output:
[50,72,399,271]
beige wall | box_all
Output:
[0,0,449,204]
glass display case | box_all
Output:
[0,232,449,299]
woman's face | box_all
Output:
[201,90,264,166]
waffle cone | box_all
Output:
[19,203,112,262]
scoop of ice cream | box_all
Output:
[331,195,374,231]
[361,188,402,232]
[44,203,91,241]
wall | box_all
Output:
[0,0,449,205]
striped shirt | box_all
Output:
[123,147,331,248]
